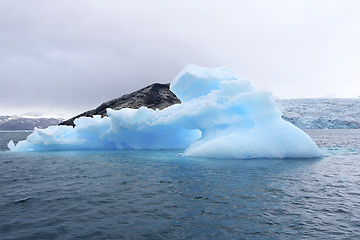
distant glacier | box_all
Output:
[277,98,360,129]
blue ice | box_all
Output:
[8,65,322,159]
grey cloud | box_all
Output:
[1,0,360,116]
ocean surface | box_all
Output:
[1,130,360,239]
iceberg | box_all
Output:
[8,65,322,159]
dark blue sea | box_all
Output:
[1,130,360,239]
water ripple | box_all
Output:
[0,130,360,239]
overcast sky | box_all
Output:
[1,0,360,117]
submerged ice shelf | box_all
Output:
[8,65,322,159]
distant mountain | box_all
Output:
[59,83,180,127]
[61,85,360,130]
[0,116,63,131]
[277,98,360,129]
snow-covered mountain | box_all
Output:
[277,98,360,129]
[0,115,63,130]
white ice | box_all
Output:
[8,65,322,159]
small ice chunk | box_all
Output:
[7,140,15,151]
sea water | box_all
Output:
[1,130,360,239]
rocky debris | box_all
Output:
[59,83,181,127]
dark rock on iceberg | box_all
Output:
[59,83,181,127]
